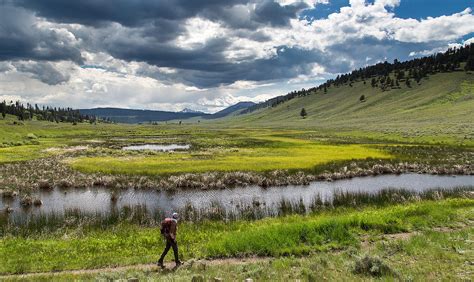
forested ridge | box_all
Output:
[0,101,100,124]
[243,43,474,113]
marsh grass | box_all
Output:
[2,141,471,196]
[2,187,472,237]
[0,122,472,194]
[69,143,390,175]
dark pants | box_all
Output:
[158,238,179,263]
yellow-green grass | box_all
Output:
[70,140,389,175]
[0,145,45,163]
[0,199,472,274]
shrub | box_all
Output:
[26,133,38,139]
[354,255,395,277]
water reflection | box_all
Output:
[122,144,190,151]
[2,174,473,222]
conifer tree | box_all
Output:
[465,55,474,71]
[300,108,307,119]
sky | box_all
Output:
[0,0,473,113]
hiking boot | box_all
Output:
[157,261,165,268]
[175,260,183,267]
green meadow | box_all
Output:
[1,199,473,276]
[69,139,389,175]
[12,227,471,281]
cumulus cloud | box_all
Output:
[1,0,474,111]
[0,5,83,63]
[13,61,71,85]
[391,8,474,43]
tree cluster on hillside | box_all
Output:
[0,100,103,124]
[243,43,474,114]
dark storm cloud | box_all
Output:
[200,1,310,30]
[6,0,309,75]
[252,0,308,26]
[15,0,308,33]
[111,37,232,73]
[134,46,329,88]
[14,62,70,85]
[15,0,249,27]
[0,6,83,64]
[140,19,187,42]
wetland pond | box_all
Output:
[2,174,473,222]
[122,144,190,151]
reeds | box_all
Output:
[2,186,472,236]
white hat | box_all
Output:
[172,212,179,219]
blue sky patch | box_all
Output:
[395,0,473,19]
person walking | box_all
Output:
[157,212,182,268]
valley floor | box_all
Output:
[0,117,472,195]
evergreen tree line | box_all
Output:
[0,100,103,124]
[243,43,474,113]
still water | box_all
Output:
[2,174,473,220]
[122,144,190,151]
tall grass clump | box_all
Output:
[205,198,473,258]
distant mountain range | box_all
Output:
[78,108,206,123]
[79,101,256,123]
[204,101,256,119]
[179,108,205,114]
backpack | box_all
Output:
[160,218,173,235]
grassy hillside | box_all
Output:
[221,71,473,143]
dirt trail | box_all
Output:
[0,257,271,279]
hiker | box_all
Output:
[157,212,182,268]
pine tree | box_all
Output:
[300,108,307,119]
[371,78,376,87]
[465,55,474,71]
[0,101,6,119]
[397,71,405,80]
